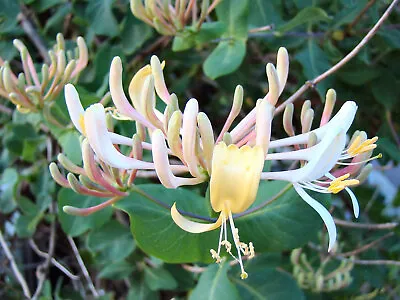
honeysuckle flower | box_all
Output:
[131,0,222,36]
[54,46,380,278]
[0,33,88,120]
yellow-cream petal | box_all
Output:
[210,143,264,214]
[171,203,223,233]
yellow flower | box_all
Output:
[171,142,264,279]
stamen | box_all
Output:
[78,114,86,136]
[228,209,247,279]
[210,249,221,263]
[328,173,359,194]
[347,136,378,156]
[336,153,382,166]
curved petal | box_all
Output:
[269,101,358,149]
[171,203,223,233]
[109,57,155,129]
[152,129,204,188]
[293,183,337,252]
[65,84,84,133]
[84,104,155,170]
[256,99,274,157]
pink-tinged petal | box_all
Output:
[171,203,223,233]
[269,101,358,149]
[65,84,84,133]
[182,99,201,177]
[152,129,204,188]
[71,36,88,77]
[293,184,337,252]
[150,56,170,104]
[84,103,155,170]
[63,196,122,216]
[49,162,70,188]
[255,99,274,157]
[320,89,336,126]
[265,63,280,105]
[109,57,155,129]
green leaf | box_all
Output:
[127,278,159,300]
[57,130,82,165]
[378,30,400,49]
[115,185,220,263]
[15,212,43,238]
[203,40,246,79]
[371,73,400,110]
[216,0,249,39]
[331,0,368,29]
[57,188,113,237]
[230,260,305,299]
[85,0,119,37]
[296,40,333,99]
[44,3,72,33]
[116,181,326,263]
[144,266,178,291]
[2,123,40,157]
[0,168,19,213]
[121,15,154,55]
[189,261,240,300]
[87,220,136,262]
[98,260,134,280]
[277,7,331,34]
[0,0,20,33]
[377,138,400,163]
[236,181,326,252]
[248,0,284,29]
[195,22,227,44]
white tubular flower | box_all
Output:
[152,129,204,188]
[84,103,155,170]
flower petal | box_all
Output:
[84,103,154,170]
[171,203,223,233]
[65,84,84,133]
[293,183,337,252]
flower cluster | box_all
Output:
[0,33,88,118]
[51,47,379,279]
[131,0,221,35]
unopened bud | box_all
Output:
[167,111,184,160]
[300,100,311,124]
[151,55,170,103]
[49,162,70,188]
[277,47,289,93]
[56,33,65,51]
[316,274,325,291]
[232,85,243,115]
[307,132,317,148]
[266,63,279,106]
[356,164,373,184]
[197,112,214,173]
[41,64,49,88]
[283,103,295,136]
[320,89,336,126]
[57,50,66,76]
[301,108,314,134]
[2,63,14,93]
[223,132,232,145]
[62,60,76,83]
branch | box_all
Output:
[348,0,378,32]
[334,218,398,230]
[29,240,80,281]
[67,236,100,298]
[0,230,31,298]
[31,206,56,300]
[18,7,49,64]
[275,0,399,114]
[339,232,394,257]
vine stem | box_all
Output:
[132,183,292,222]
[333,218,398,229]
[275,0,399,114]
[0,230,31,298]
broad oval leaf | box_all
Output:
[203,40,246,80]
[189,262,240,300]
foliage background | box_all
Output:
[1,0,400,299]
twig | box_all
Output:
[336,256,400,267]
[348,0,378,32]
[0,230,31,298]
[32,205,56,300]
[17,9,49,64]
[182,264,207,273]
[275,0,399,114]
[333,218,398,230]
[339,232,394,257]
[29,239,80,281]
[67,236,100,298]
[386,110,400,148]
[249,24,273,34]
